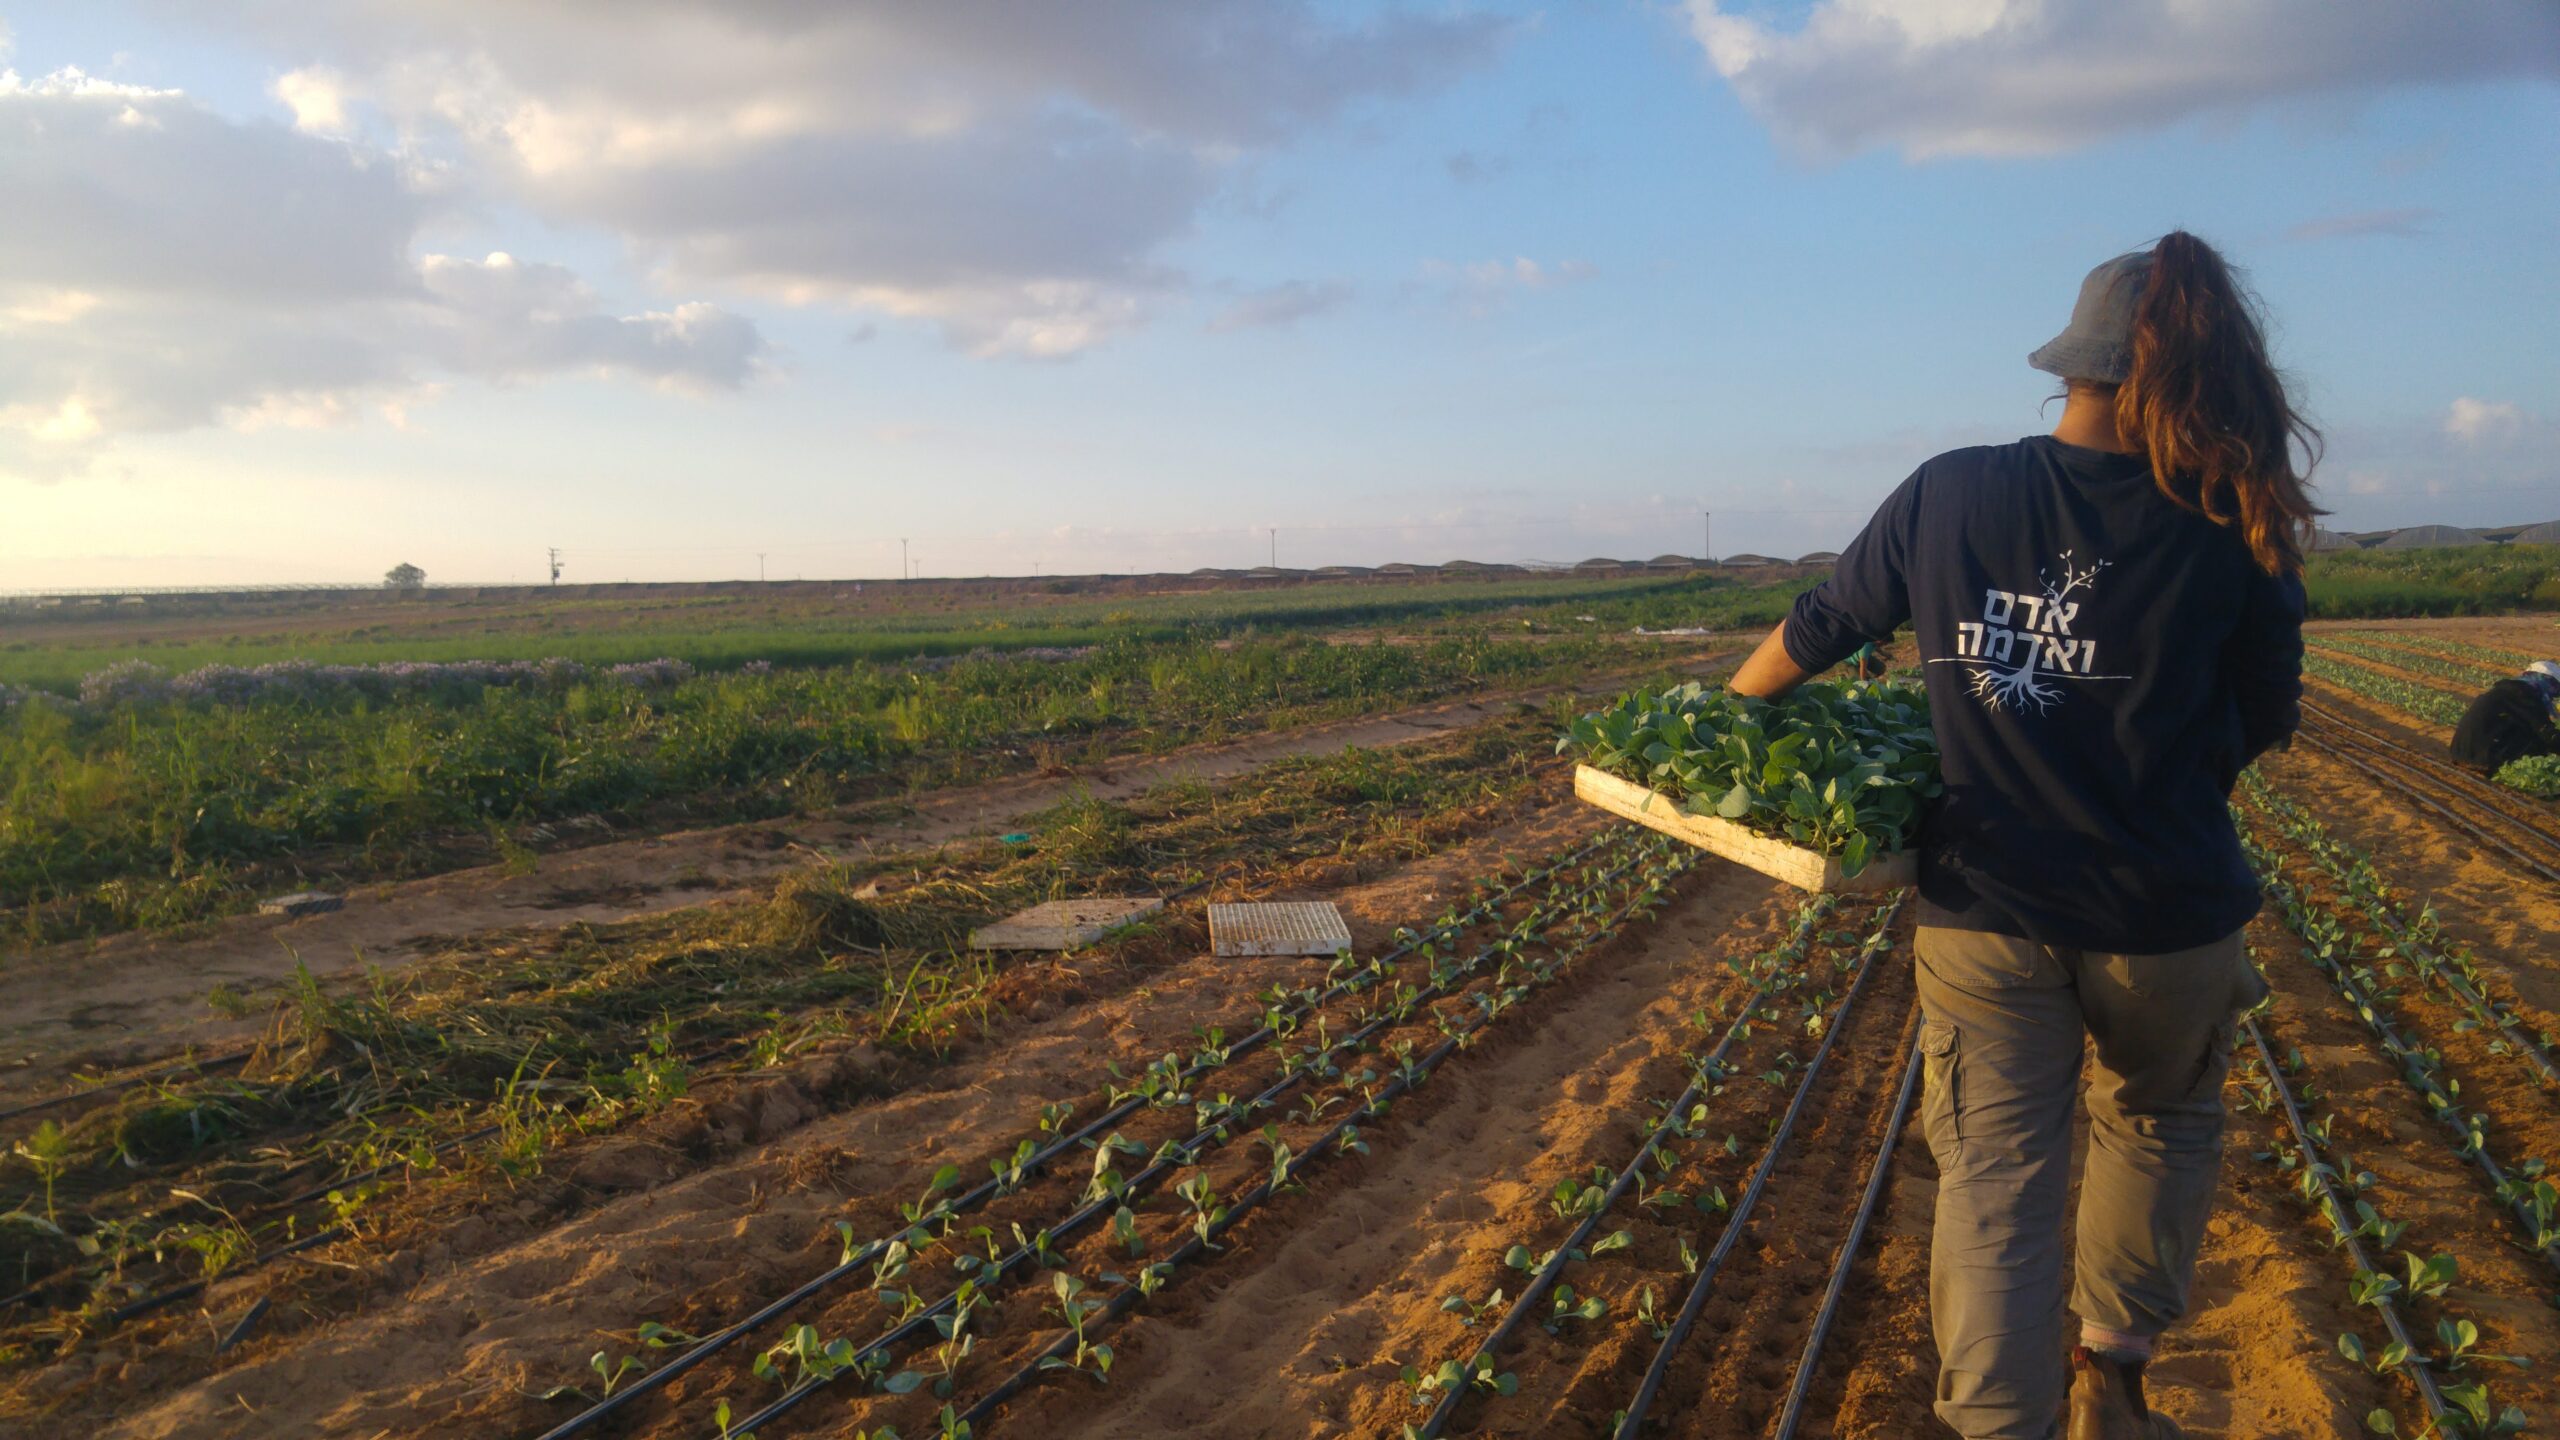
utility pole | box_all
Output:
[757,552,767,583]
[547,547,563,585]
[1701,511,1712,564]
[1269,527,1278,568]
[899,538,909,581]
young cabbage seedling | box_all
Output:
[1038,1272,1115,1383]
[1399,1355,1517,1405]
[1440,1287,1508,1327]
[1545,1284,1607,1334]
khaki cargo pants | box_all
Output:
[1915,925,2266,1440]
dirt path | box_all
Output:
[0,668,1717,1100]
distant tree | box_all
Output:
[384,562,426,591]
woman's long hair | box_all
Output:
[2114,231,2324,576]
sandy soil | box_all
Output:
[0,674,1706,1103]
[52,839,2551,1440]
[38,803,1620,1439]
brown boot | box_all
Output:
[2067,1346,2186,1440]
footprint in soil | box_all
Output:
[1303,1310,1386,1374]
[2145,1351,2233,1433]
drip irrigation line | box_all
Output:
[715,841,1678,1440]
[526,829,1637,1440]
[1413,890,1857,1437]
[2247,784,2560,1090]
[2256,867,2560,1276]
[2,1115,513,1317]
[2243,1015,2453,1430]
[214,1294,271,1354]
[1771,1024,1924,1440]
[267,1124,505,1213]
[1611,890,1908,1440]
[2294,721,2560,889]
[0,1049,255,1127]
[2359,910,2560,1090]
[2302,701,2560,858]
[105,1224,347,1323]
[952,853,1702,1434]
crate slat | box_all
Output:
[1572,764,1915,894]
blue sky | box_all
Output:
[3,2,2555,586]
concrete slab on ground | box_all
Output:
[969,896,1165,951]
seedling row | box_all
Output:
[937,854,1700,1438]
[2234,1012,2527,1437]
[533,825,1694,1438]
[2237,810,2560,1273]
[1402,889,1852,1435]
[2309,636,2511,692]
[1394,891,1916,1438]
[2242,775,2559,1093]
[1609,896,1911,1439]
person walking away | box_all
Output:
[1723,232,2318,1439]
[2450,660,2560,774]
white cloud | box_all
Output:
[159,1,1505,356]
[2446,397,2525,445]
[2304,405,2560,531]
[1682,0,2560,159]
[272,65,353,135]
[0,73,764,481]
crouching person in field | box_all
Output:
[1723,232,2315,1440]
[2450,660,2560,775]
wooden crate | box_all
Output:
[1573,765,1914,894]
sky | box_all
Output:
[2,1,2556,588]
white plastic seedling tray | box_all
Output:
[1208,901,1353,957]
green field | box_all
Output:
[0,570,1819,944]
[0,571,1807,693]
[2302,546,2560,617]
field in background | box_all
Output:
[0,570,1809,943]
[2303,544,2560,616]
[5,551,2552,946]
[0,569,1817,693]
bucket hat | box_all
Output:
[2527,660,2560,695]
[2030,248,2154,385]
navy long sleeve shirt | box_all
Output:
[1782,436,2304,954]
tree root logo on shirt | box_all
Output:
[1937,550,2127,714]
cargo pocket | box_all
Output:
[2187,1018,2240,1104]
[1920,1021,1961,1166]
[2194,941,2265,1103]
